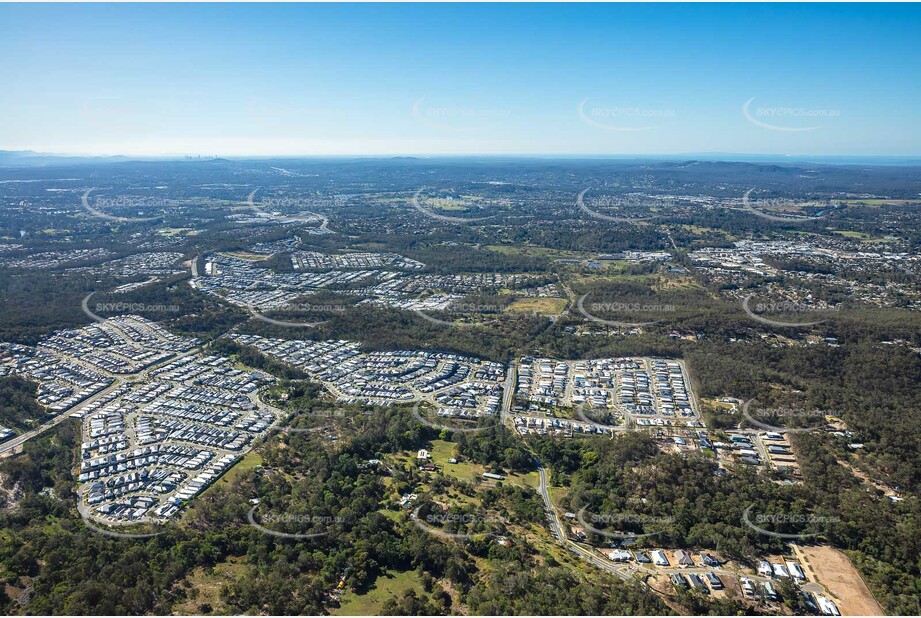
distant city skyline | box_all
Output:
[1,3,919,157]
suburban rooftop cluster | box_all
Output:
[232,334,506,415]
[1,315,280,524]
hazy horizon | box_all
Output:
[2,3,920,157]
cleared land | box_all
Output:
[198,451,263,499]
[840,199,916,207]
[829,230,889,243]
[220,251,270,261]
[171,557,247,615]
[429,439,539,488]
[333,569,424,616]
[505,297,569,315]
[797,545,884,616]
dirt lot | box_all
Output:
[505,296,569,316]
[796,545,884,616]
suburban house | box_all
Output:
[606,549,632,562]
[700,552,720,567]
[675,549,694,566]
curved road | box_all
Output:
[534,457,633,581]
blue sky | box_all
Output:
[1,3,919,157]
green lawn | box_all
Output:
[429,439,457,463]
[333,570,424,616]
[841,199,914,207]
[430,439,485,482]
[199,451,263,499]
[428,440,538,488]
[509,470,541,489]
[829,229,889,243]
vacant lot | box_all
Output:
[429,439,540,488]
[171,557,248,615]
[829,229,889,243]
[797,545,884,616]
[333,569,424,615]
[506,297,569,315]
[220,251,270,261]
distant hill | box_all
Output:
[0,150,132,167]
[1,149,918,169]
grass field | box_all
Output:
[841,199,914,207]
[334,570,424,616]
[653,274,705,291]
[430,439,484,481]
[548,483,569,512]
[427,197,475,211]
[157,227,197,236]
[505,297,569,315]
[569,273,648,287]
[199,451,263,499]
[219,251,270,261]
[352,242,390,251]
[429,439,457,462]
[508,470,541,489]
[171,557,248,615]
[428,440,540,488]
[678,224,734,236]
[829,230,889,243]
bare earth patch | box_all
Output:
[796,545,884,616]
